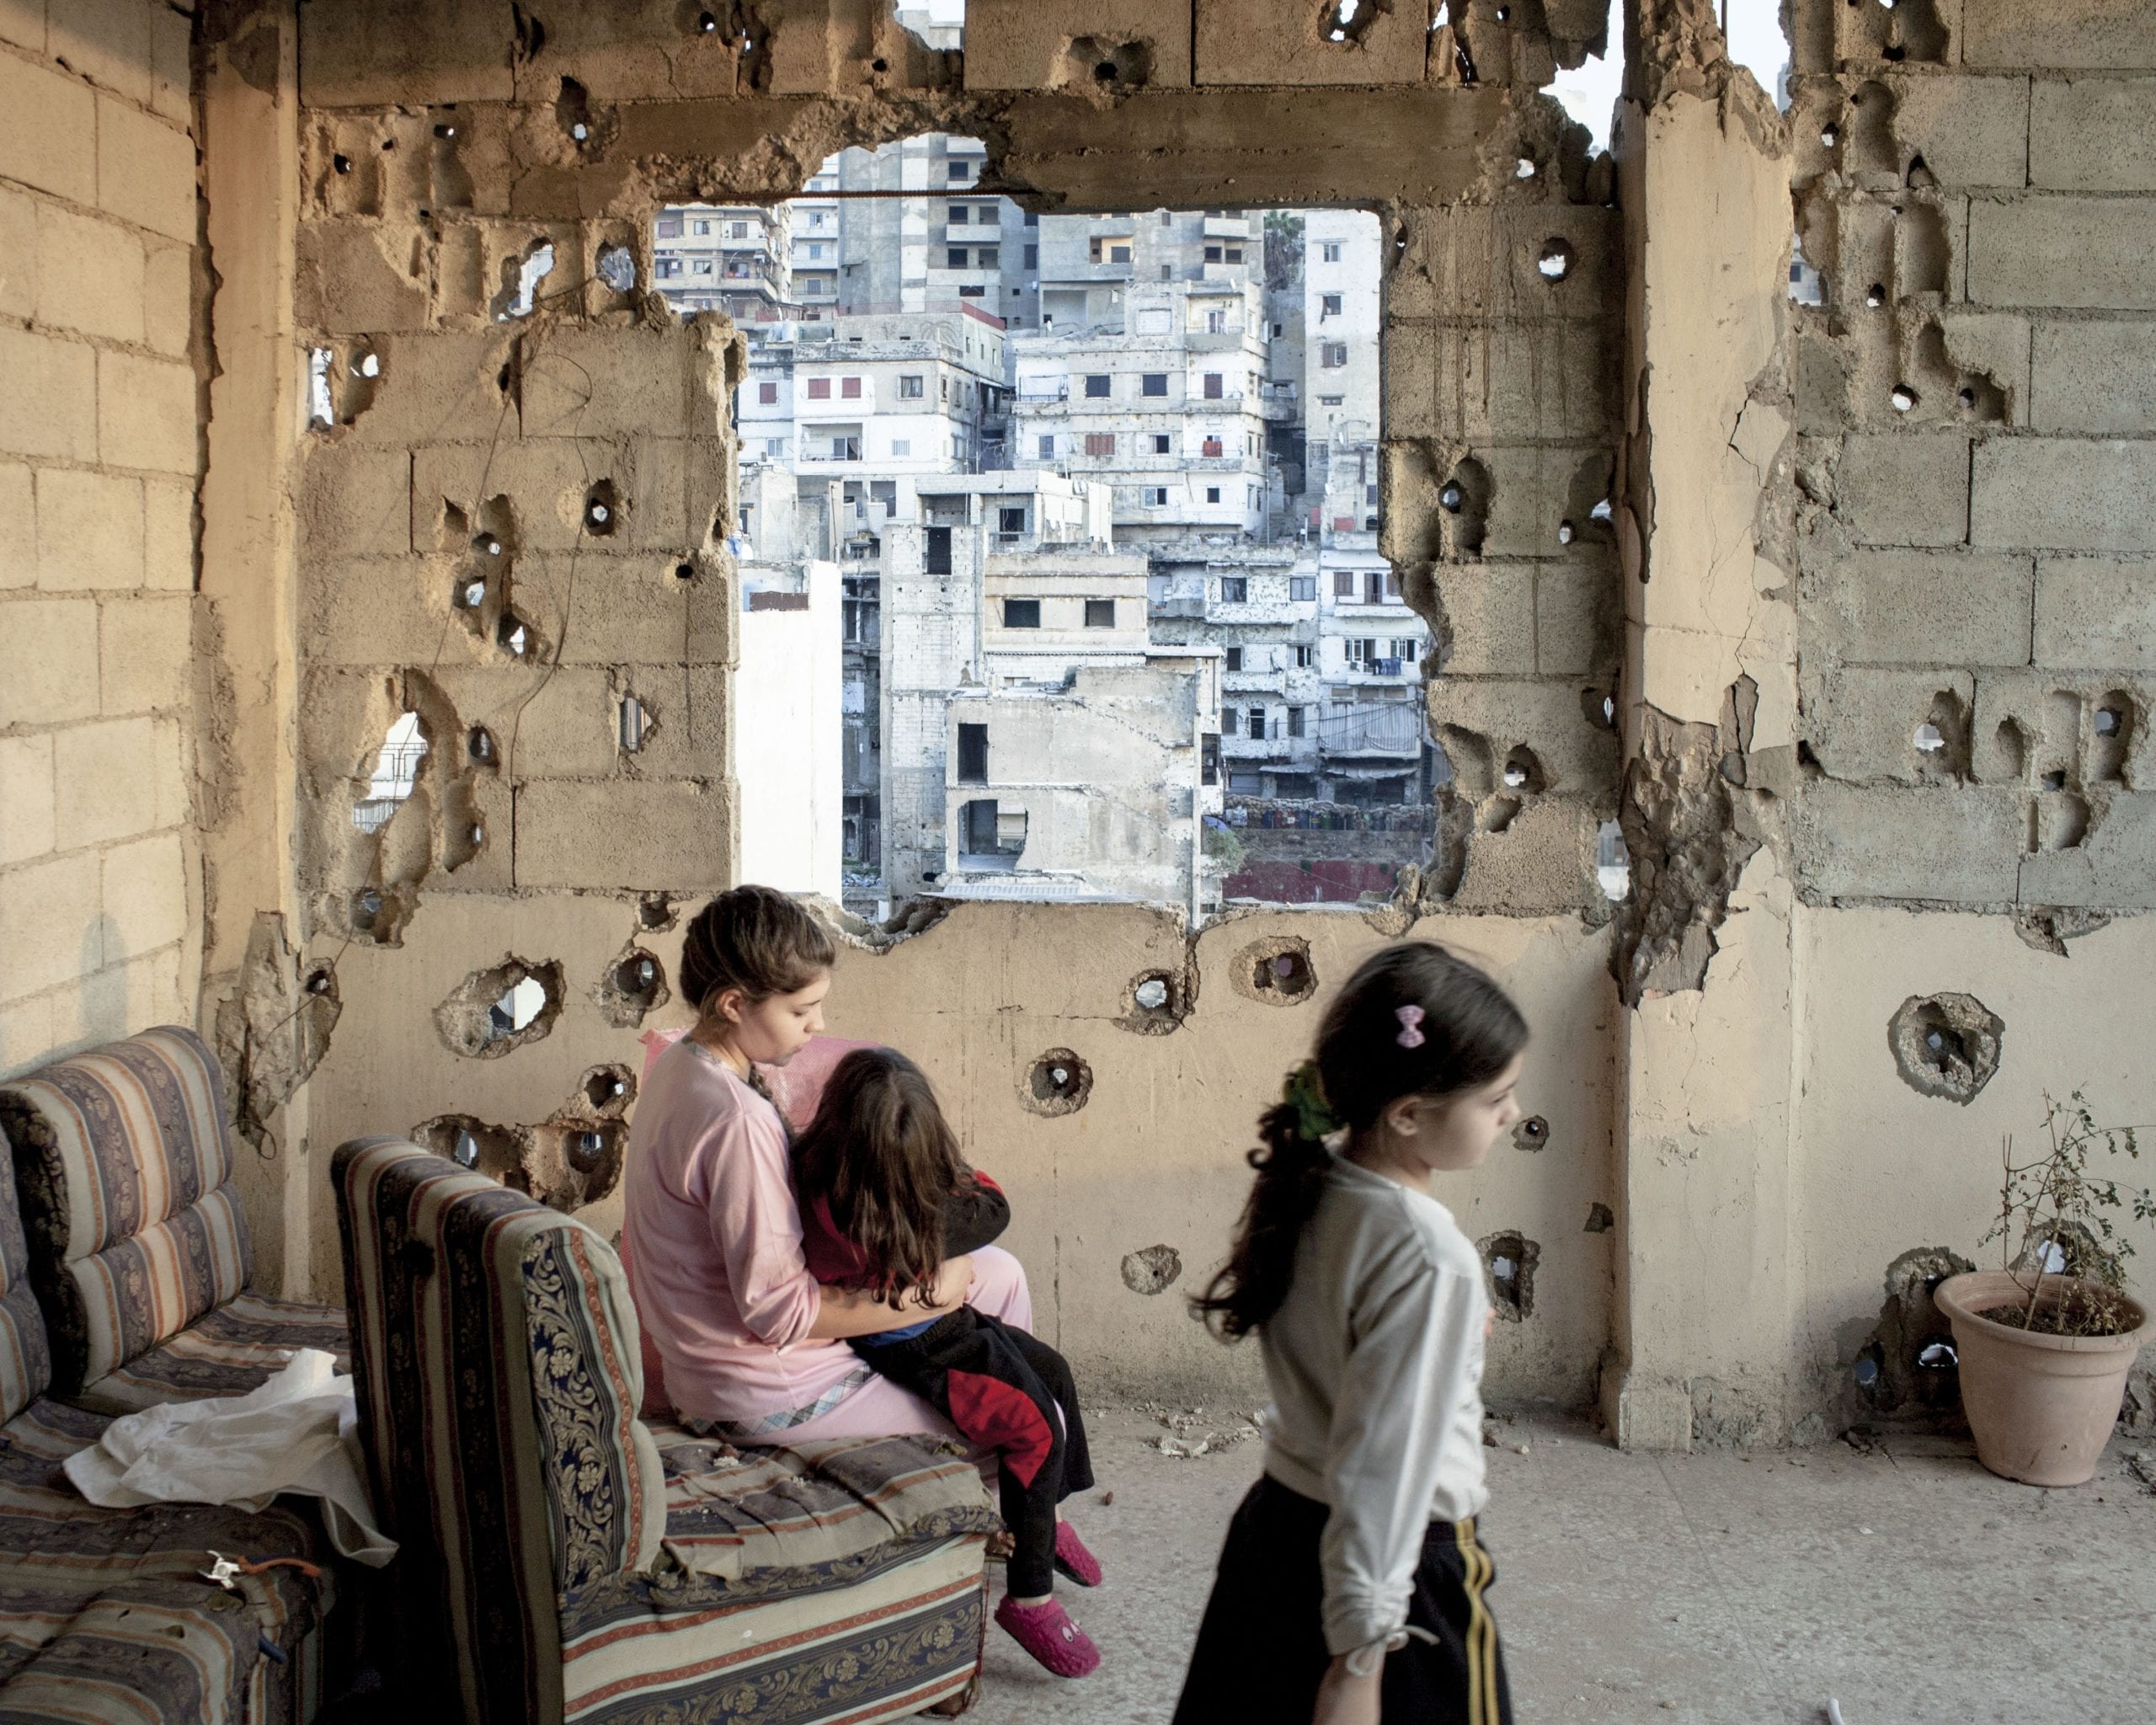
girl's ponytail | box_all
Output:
[1193,943,1527,1342]
[1192,1064,1339,1339]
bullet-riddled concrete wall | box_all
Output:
[250,0,1633,1413]
[1773,0,2156,1441]
[0,2,202,1076]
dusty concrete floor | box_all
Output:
[968,1407,2156,1725]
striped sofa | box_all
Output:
[0,1026,350,1415]
[334,1136,1001,1725]
[0,1067,334,1723]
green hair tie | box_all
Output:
[1283,1061,1340,1142]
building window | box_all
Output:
[948,205,969,223]
[1319,394,1344,407]
[656,216,682,238]
[1003,598,1041,628]
[926,526,952,574]
[1206,486,1221,503]
[1084,374,1112,398]
[1221,708,1237,737]
[1143,487,1169,506]
[1321,343,1348,367]
[1153,433,1171,453]
[1085,599,1116,628]
[765,436,786,457]
[1288,707,1305,739]
[1392,638,1420,661]
[1024,243,1038,269]
[1221,576,1249,603]
[1000,507,1027,535]
[1203,734,1221,785]
[958,723,988,783]
[656,257,682,278]
[1225,646,1243,672]
[1246,707,1266,739]
[807,377,831,399]
[1322,242,1342,262]
[1366,571,1387,604]
[1334,570,1356,597]
[841,377,862,399]
[1290,576,1315,601]
[831,435,861,461]
[978,246,1000,268]
[1226,248,1243,263]
[897,374,924,400]
[693,259,713,275]
[1085,432,1115,457]
[1141,372,1168,397]
[1203,373,1224,399]
[1321,292,1342,317]
[1294,644,1314,667]
[758,381,778,404]
[1025,210,1038,227]
[1038,435,1056,458]
[807,243,825,259]
[958,285,985,297]
[948,161,968,180]
[1204,246,1222,263]
[947,247,969,269]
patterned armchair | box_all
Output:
[0,1026,350,1415]
[334,1137,999,1725]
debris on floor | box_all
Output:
[2128,1451,2156,1496]
[1137,1403,1262,1459]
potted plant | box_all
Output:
[1935,1092,2154,1486]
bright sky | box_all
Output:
[1548,0,1790,152]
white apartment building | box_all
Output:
[652,204,791,319]
[1033,207,1262,333]
[1009,279,1282,544]
[731,560,844,899]
[826,136,1039,328]
[1300,209,1382,463]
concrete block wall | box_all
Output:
[1790,0,2156,914]
[274,0,1629,1411]
[0,0,200,1077]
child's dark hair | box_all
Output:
[792,1048,968,1303]
[1193,942,1527,1340]
[679,885,835,1023]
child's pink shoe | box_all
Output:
[994,1595,1100,1678]
[1052,1520,1102,1588]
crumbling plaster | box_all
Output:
[157,0,2156,1449]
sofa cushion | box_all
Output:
[72,1292,351,1418]
[0,1028,251,1394]
[0,1130,52,1426]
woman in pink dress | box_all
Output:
[622,884,1037,1445]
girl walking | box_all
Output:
[792,1046,1105,1679]
[1174,943,1528,1725]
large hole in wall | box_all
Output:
[664,145,1444,927]
[1886,991,2004,1105]
[434,957,566,1059]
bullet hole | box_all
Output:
[353,889,384,928]
[1322,0,1374,45]
[1860,1246,1974,1417]
[435,123,457,139]
[638,893,677,932]
[1596,818,1631,901]
[1913,722,1944,754]
[1536,238,1575,282]
[1502,745,1545,793]
[1235,937,1317,1006]
[493,241,557,322]
[305,967,336,998]
[467,726,496,766]
[435,957,565,1060]
[596,245,637,294]
[2044,790,2090,851]
[675,561,697,581]
[1120,1245,1182,1295]
[580,1064,636,1115]
[1095,58,1118,79]
[334,153,352,174]
[1590,498,1612,523]
[556,77,592,145]
[1023,1049,1093,1117]
[872,56,889,72]
[696,10,718,31]
[2091,698,2133,782]
[1494,3,1510,19]
[1821,123,1840,149]
[1440,483,1463,512]
[584,479,620,537]
[1891,383,1918,412]
[1865,282,1886,307]
[593,945,670,1028]
[498,613,534,657]
[1481,796,1521,834]
[307,349,335,427]
[351,711,427,833]
[568,1129,612,1173]
[1584,1203,1614,1234]
[1516,157,1536,179]
[1887,992,2004,1104]
[1513,1115,1549,1151]
[619,695,648,753]
[1477,1231,1538,1322]
[1120,969,1189,1034]
[1957,386,1976,409]
[2041,768,2067,792]
[413,1114,524,1185]
[1556,520,1576,545]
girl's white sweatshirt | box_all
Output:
[1258,1152,1492,1658]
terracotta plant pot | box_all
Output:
[1935,1271,2149,1487]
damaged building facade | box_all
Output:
[0,0,2151,1457]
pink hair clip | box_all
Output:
[1395,1005,1426,1049]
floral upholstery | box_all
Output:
[0,1027,348,1411]
[334,1137,996,1725]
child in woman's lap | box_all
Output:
[792,1047,1104,1678]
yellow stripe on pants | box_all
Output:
[1458,1517,1497,1725]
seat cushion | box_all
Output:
[0,1130,52,1427]
[0,1397,334,1725]
[70,1292,351,1418]
[0,1027,252,1394]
